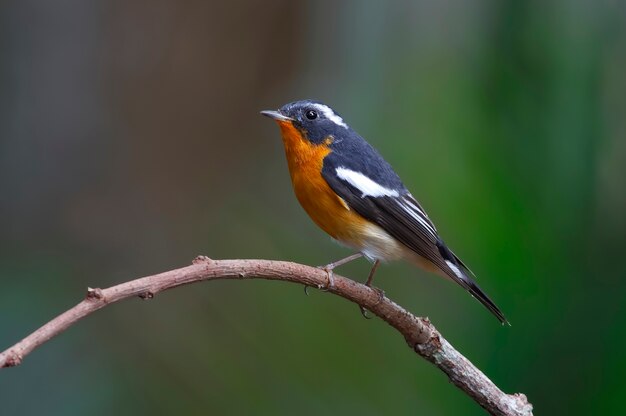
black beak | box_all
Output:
[260,110,293,122]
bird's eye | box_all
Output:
[305,110,318,120]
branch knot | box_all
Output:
[192,255,213,265]
[86,287,104,301]
[138,291,155,300]
[2,351,22,368]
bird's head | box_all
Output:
[261,100,349,146]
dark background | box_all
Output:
[1,1,625,415]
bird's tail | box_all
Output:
[436,240,509,325]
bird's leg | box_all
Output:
[306,253,363,294]
[322,252,364,271]
[360,260,384,319]
[364,259,381,288]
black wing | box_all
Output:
[322,153,508,324]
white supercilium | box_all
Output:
[312,103,348,128]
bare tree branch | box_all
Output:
[0,257,532,416]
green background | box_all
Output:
[1,1,625,414]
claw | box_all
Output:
[313,253,364,294]
[325,268,335,290]
[358,288,384,319]
[316,267,335,291]
[305,265,336,295]
[359,306,372,319]
[356,259,383,319]
[372,287,385,304]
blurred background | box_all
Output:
[1,1,625,414]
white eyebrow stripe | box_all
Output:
[311,103,348,128]
[335,167,400,198]
[399,202,438,238]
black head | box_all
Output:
[261,100,350,145]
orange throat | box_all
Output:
[277,122,328,168]
[276,121,368,243]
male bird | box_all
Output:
[261,100,507,324]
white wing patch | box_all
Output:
[312,103,348,128]
[335,167,400,198]
[445,260,465,280]
[335,169,438,238]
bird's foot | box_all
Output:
[305,253,363,295]
[358,286,385,319]
[371,286,385,304]
[316,265,336,291]
[304,264,337,295]
[359,306,372,319]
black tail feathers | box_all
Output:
[436,240,509,325]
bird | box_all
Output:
[261,100,507,324]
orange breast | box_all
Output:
[278,121,368,243]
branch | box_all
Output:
[0,257,532,416]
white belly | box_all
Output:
[338,222,406,262]
[338,222,445,277]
